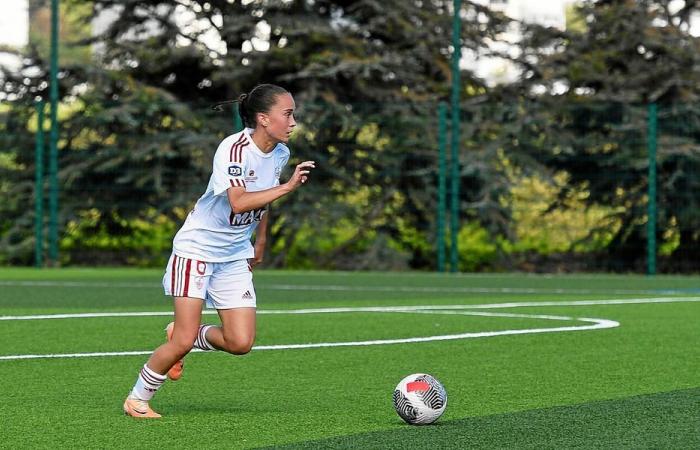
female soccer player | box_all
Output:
[124,84,315,418]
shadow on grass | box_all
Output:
[260,387,700,449]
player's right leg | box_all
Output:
[124,297,203,418]
[165,321,183,380]
[146,297,203,374]
[160,255,212,380]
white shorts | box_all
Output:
[163,253,256,309]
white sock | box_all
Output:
[130,364,166,401]
[193,324,216,351]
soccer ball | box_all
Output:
[392,373,447,425]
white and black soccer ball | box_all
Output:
[393,373,447,425]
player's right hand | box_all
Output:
[287,161,316,190]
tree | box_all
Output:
[1,0,512,268]
[509,0,700,270]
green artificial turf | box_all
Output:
[0,269,698,449]
[269,388,700,449]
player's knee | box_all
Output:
[171,333,196,355]
[222,335,254,355]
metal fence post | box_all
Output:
[35,100,45,268]
[450,0,462,273]
[647,102,657,275]
[437,102,447,272]
[48,0,60,265]
[233,103,243,133]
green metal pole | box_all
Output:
[48,0,60,265]
[35,100,45,268]
[233,104,243,133]
[647,103,657,275]
[450,0,461,272]
[437,102,447,272]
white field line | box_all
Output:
[3,296,699,321]
[0,297,700,360]
[3,271,693,282]
[0,280,696,295]
[0,319,616,360]
[0,309,617,360]
[3,297,699,361]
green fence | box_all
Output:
[3,98,699,272]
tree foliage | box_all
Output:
[4,0,700,271]
[508,0,700,269]
[1,0,510,268]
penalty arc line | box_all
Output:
[2,296,699,321]
[1,297,698,361]
[0,280,697,295]
[0,316,617,360]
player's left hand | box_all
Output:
[251,242,265,268]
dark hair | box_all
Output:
[238,84,289,128]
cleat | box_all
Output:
[165,322,184,381]
[123,396,161,418]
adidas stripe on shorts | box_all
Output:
[163,253,256,309]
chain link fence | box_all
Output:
[2,98,698,272]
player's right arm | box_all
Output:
[211,134,315,214]
[226,161,315,214]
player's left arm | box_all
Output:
[251,208,269,267]
[251,150,288,267]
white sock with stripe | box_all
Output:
[130,364,166,401]
[193,324,216,351]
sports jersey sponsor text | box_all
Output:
[228,165,243,176]
[229,207,266,227]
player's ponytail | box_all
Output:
[212,84,289,129]
[237,93,250,128]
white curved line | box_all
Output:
[0,316,617,360]
[253,317,619,351]
[0,305,618,361]
[1,279,697,295]
[2,296,698,361]
[2,297,699,321]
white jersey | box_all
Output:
[172,128,290,262]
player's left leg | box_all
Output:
[194,258,257,355]
[206,307,256,355]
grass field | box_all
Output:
[1,268,699,449]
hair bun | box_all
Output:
[237,84,288,129]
